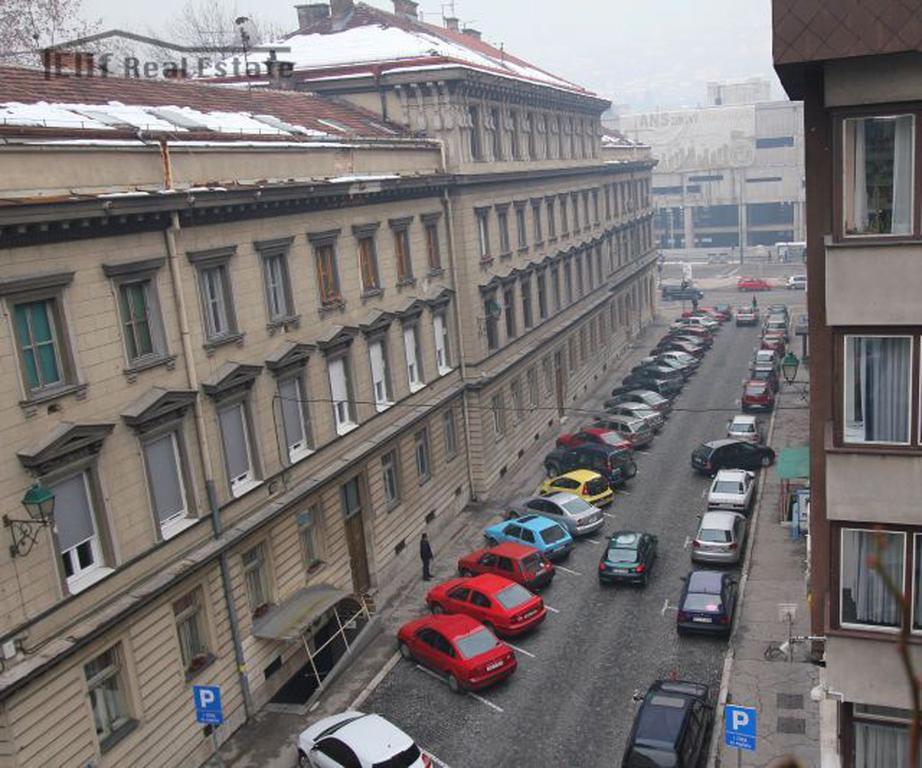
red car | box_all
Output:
[682,308,727,323]
[457,542,555,591]
[556,427,633,452]
[760,333,786,353]
[737,276,772,292]
[741,380,775,412]
[426,574,547,637]
[397,613,517,692]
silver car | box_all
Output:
[707,469,755,512]
[726,415,763,444]
[507,493,604,537]
[691,511,747,565]
[605,402,664,432]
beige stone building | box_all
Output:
[0,4,655,766]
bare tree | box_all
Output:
[0,0,100,67]
[161,0,285,61]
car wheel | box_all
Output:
[546,463,561,477]
[760,453,773,467]
[447,674,462,694]
[298,750,310,768]
[398,642,413,661]
[430,603,444,615]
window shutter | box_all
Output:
[279,378,306,449]
[49,473,95,552]
[370,342,387,403]
[145,434,186,523]
[219,404,250,480]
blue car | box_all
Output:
[483,514,573,561]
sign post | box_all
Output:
[193,685,224,766]
[725,704,757,766]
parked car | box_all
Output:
[598,530,658,586]
[653,338,706,360]
[544,443,638,486]
[638,355,694,380]
[555,427,633,453]
[763,318,789,342]
[661,283,704,301]
[752,348,779,370]
[538,470,614,507]
[621,370,683,398]
[426,574,546,637]
[631,362,686,384]
[457,542,555,591]
[658,349,700,371]
[666,326,714,346]
[766,303,790,319]
[604,402,664,432]
[691,439,775,475]
[749,364,779,392]
[737,276,772,291]
[621,680,713,768]
[397,614,516,692]
[707,469,755,512]
[483,515,574,561]
[760,333,786,354]
[741,380,775,412]
[607,389,673,416]
[594,412,654,448]
[297,712,430,768]
[670,316,719,333]
[726,414,763,444]
[735,306,758,326]
[677,571,737,636]
[711,303,733,321]
[691,511,748,565]
[786,274,807,290]
[509,493,605,537]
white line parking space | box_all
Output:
[585,538,601,545]
[350,649,400,709]
[413,664,505,713]
[556,565,582,576]
[504,641,536,658]
[544,604,560,614]
[425,751,453,768]
[603,512,616,519]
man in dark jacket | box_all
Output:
[420,533,434,580]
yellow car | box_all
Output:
[538,469,614,507]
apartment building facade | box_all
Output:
[0,5,656,767]
[774,2,922,765]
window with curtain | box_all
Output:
[914,534,922,632]
[843,336,911,444]
[173,589,210,676]
[403,325,424,392]
[844,115,914,236]
[13,298,66,392]
[840,528,904,629]
[381,450,400,507]
[298,506,323,570]
[443,410,458,459]
[84,646,133,749]
[414,428,431,482]
[433,314,451,375]
[241,543,272,617]
[357,235,380,293]
[853,706,921,768]
[503,287,516,339]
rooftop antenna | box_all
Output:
[235,16,251,92]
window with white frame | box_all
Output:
[11,296,73,395]
[843,335,911,445]
[415,428,431,483]
[298,505,323,571]
[433,313,452,375]
[173,588,210,677]
[403,325,424,392]
[443,409,458,459]
[840,528,904,629]
[491,393,505,437]
[843,115,914,236]
[381,449,401,507]
[118,279,167,363]
[241,542,272,618]
[328,356,357,435]
[143,431,191,537]
[198,263,236,341]
[84,645,133,750]
[262,250,294,323]
[914,534,922,632]
[369,339,393,411]
[218,401,259,496]
[476,209,491,260]
[49,471,107,592]
[278,376,313,463]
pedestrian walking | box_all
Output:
[420,533,434,580]
[751,295,758,310]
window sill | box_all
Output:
[534,240,545,249]
[547,237,558,245]
[437,366,453,377]
[266,314,301,334]
[319,298,346,317]
[826,442,919,457]
[427,267,444,278]
[231,478,263,499]
[409,382,425,394]
[418,476,432,487]
[289,447,315,465]
[100,719,139,754]
[479,256,494,267]
[361,287,384,300]
[184,653,217,682]
[375,401,394,413]
[68,566,114,595]
[123,353,177,380]
[19,381,88,412]
[499,251,513,260]
[827,626,907,643]
[203,332,245,353]
[306,559,326,575]
[335,421,359,437]
[396,277,417,288]
[161,515,198,540]
[517,246,529,255]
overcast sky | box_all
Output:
[78,0,780,110]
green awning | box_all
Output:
[776,446,809,480]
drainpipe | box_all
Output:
[436,139,478,501]
[159,141,253,719]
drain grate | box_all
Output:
[777,693,804,710]
[777,717,806,734]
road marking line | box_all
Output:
[700,488,707,498]
[585,538,601,545]
[504,641,536,658]
[545,604,560,613]
[414,664,445,683]
[350,650,400,710]
[603,512,616,519]
[555,565,582,576]
[684,536,692,549]
[468,691,504,712]
[425,751,453,768]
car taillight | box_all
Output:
[692,540,701,549]
[677,611,691,622]
[635,564,646,574]
[718,615,730,625]
[422,754,433,768]
[729,542,738,550]
[599,561,607,571]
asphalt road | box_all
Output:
[363,287,798,768]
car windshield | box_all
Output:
[633,407,656,418]
[713,481,743,494]
[560,497,594,515]
[606,546,637,563]
[698,528,732,543]
[454,628,500,659]
[372,744,423,768]
[684,594,723,612]
[644,393,667,405]
[745,384,766,396]
[729,423,754,434]
[495,583,533,610]
[541,525,567,544]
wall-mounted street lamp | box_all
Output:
[781,351,808,402]
[4,484,55,558]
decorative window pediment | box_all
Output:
[358,310,394,338]
[18,422,114,475]
[317,325,358,355]
[265,341,314,375]
[395,298,425,323]
[424,287,454,310]
[202,362,263,401]
[122,387,197,433]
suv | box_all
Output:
[661,283,704,301]
[544,443,637,487]
[622,680,713,768]
[691,439,775,475]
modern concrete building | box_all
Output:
[615,88,805,256]
[774,2,922,765]
[0,3,656,766]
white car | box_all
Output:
[298,711,430,768]
[726,415,762,444]
[786,275,807,290]
[707,469,756,512]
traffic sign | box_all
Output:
[725,704,757,751]
[193,685,224,725]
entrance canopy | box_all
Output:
[252,584,348,641]
[776,445,809,480]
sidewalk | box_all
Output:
[714,376,819,767]
[217,316,673,768]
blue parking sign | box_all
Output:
[725,705,756,751]
[193,685,223,725]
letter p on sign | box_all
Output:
[732,709,749,730]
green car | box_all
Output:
[598,531,658,586]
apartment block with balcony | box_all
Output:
[774,2,922,764]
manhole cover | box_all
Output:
[777,717,806,734]
[777,693,804,710]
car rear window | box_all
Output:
[745,383,766,396]
[635,696,687,746]
[586,477,608,496]
[455,628,500,659]
[541,525,567,544]
[606,547,637,563]
[698,528,732,543]
[713,481,743,494]
[560,497,594,515]
[521,553,543,572]
[692,445,713,460]
[684,594,723,612]
[600,432,625,446]
[372,744,422,768]
[495,583,533,610]
[729,424,754,434]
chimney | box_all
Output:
[461,27,481,40]
[392,0,418,19]
[444,16,459,32]
[295,3,330,31]
[330,0,354,21]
